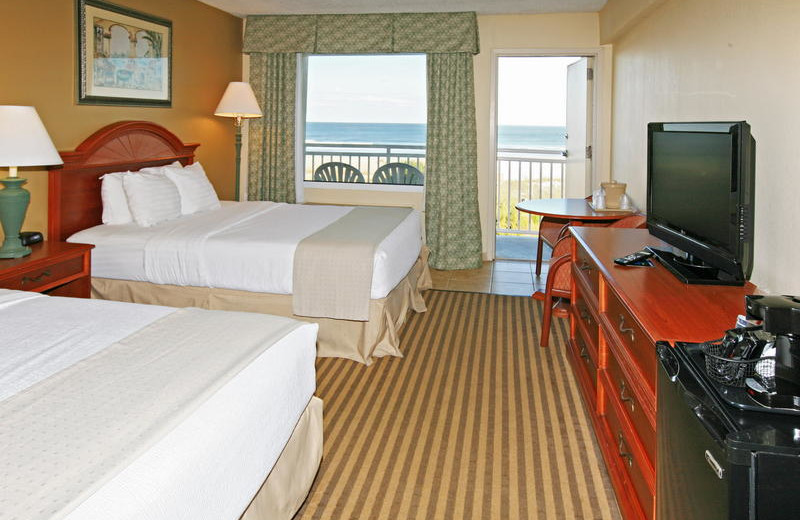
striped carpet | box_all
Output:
[295,290,621,519]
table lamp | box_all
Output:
[0,106,63,258]
[214,82,262,201]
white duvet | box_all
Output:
[68,201,423,299]
[0,289,317,520]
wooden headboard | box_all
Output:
[48,121,199,242]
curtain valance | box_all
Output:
[244,12,479,54]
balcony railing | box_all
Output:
[304,142,425,183]
[496,147,566,235]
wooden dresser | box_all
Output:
[567,227,756,520]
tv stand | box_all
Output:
[647,247,745,286]
[567,227,756,520]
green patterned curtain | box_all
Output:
[425,53,482,270]
[247,53,296,203]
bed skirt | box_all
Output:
[91,249,432,365]
[240,396,323,520]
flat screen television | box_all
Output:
[646,121,755,285]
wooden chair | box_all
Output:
[534,214,646,347]
[372,162,424,185]
[534,195,592,276]
[313,162,365,183]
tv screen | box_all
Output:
[646,121,755,285]
[649,131,733,250]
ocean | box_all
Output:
[305,122,566,150]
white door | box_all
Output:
[564,57,593,198]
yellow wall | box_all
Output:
[302,13,605,259]
[1,0,242,240]
[605,0,800,293]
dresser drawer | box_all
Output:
[573,285,599,350]
[602,385,655,520]
[572,331,598,394]
[604,291,656,393]
[0,256,84,292]
[606,345,656,463]
[574,243,600,300]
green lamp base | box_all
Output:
[0,177,32,259]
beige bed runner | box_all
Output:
[0,308,306,520]
[293,206,413,321]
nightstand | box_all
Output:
[0,242,94,298]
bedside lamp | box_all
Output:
[0,106,63,258]
[214,82,262,201]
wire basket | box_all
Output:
[701,338,775,388]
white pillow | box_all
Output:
[122,173,182,227]
[163,162,221,215]
[138,160,183,175]
[100,171,133,225]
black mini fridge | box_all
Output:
[656,341,800,520]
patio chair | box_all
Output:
[372,163,424,185]
[313,162,365,183]
[535,214,646,347]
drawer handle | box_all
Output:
[579,345,590,360]
[579,307,592,325]
[618,314,635,342]
[617,432,633,467]
[619,380,636,412]
[21,269,52,285]
[579,261,592,272]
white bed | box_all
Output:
[68,201,422,300]
[0,289,321,520]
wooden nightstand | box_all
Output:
[0,242,94,298]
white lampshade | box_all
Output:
[0,106,63,176]
[214,82,262,118]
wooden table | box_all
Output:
[515,198,634,273]
[515,198,632,223]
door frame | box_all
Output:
[487,46,611,261]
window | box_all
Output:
[302,54,426,186]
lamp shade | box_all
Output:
[214,82,262,118]
[0,106,63,169]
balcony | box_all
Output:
[304,142,425,185]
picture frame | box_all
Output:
[76,0,172,107]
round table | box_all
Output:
[515,198,633,274]
[514,198,632,222]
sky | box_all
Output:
[305,54,581,126]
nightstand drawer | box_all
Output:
[0,255,84,292]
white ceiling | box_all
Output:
[198,0,608,18]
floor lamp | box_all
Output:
[214,82,262,201]
[0,106,63,259]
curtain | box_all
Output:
[247,53,296,203]
[425,53,482,270]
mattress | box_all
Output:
[68,201,423,299]
[0,289,317,520]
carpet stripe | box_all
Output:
[295,290,621,519]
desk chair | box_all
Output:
[535,214,646,347]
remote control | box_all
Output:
[614,249,654,266]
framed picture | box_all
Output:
[77,0,172,107]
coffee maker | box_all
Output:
[743,294,800,411]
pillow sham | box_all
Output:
[122,173,182,227]
[100,171,133,225]
[162,162,221,215]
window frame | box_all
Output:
[296,53,427,200]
